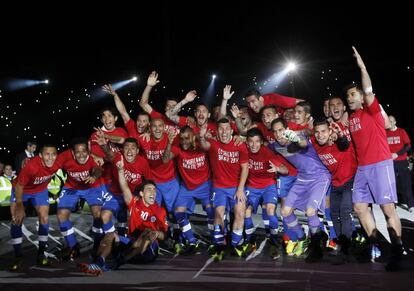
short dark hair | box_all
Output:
[140,180,156,192]
[344,83,363,95]
[313,119,330,129]
[217,117,230,125]
[259,105,278,118]
[246,128,264,140]
[195,102,209,112]
[27,141,37,147]
[137,111,150,120]
[328,96,345,104]
[244,88,261,99]
[100,107,118,118]
[40,144,57,153]
[180,126,194,134]
[166,97,179,103]
[296,101,312,114]
[70,137,88,150]
[271,117,287,129]
[124,137,138,145]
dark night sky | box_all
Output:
[1,1,413,164]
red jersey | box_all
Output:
[208,138,249,188]
[16,155,62,194]
[387,127,411,161]
[288,121,311,132]
[125,119,140,140]
[338,121,352,142]
[128,197,168,237]
[89,126,128,184]
[138,134,176,183]
[311,136,357,187]
[110,152,152,196]
[59,150,102,190]
[263,93,297,109]
[348,97,391,166]
[247,146,283,188]
[256,122,275,143]
[178,117,218,137]
[171,146,210,190]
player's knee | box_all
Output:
[306,208,316,217]
[353,204,367,215]
[266,204,276,215]
[280,207,291,217]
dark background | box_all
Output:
[1,1,413,164]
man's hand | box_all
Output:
[116,155,125,171]
[93,127,108,146]
[352,46,366,70]
[102,84,117,96]
[83,176,96,184]
[223,85,235,100]
[392,153,398,160]
[184,90,197,103]
[230,104,240,119]
[140,132,151,142]
[167,128,177,145]
[147,71,160,87]
[13,202,25,225]
[267,160,279,173]
[186,116,196,127]
[234,188,246,204]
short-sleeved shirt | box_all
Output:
[247,146,283,188]
[387,127,411,161]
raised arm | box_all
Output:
[219,85,235,120]
[139,71,160,114]
[116,156,133,205]
[198,124,211,151]
[162,129,177,163]
[93,128,115,161]
[352,46,374,107]
[103,84,130,124]
[284,129,307,148]
[230,104,248,136]
[166,90,197,124]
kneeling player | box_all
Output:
[79,158,167,276]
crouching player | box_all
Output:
[79,157,168,276]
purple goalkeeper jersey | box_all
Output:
[268,138,330,180]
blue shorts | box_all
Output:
[58,186,104,211]
[212,187,245,210]
[10,188,49,206]
[246,184,277,213]
[175,180,212,209]
[119,236,159,263]
[155,177,180,213]
[102,191,126,219]
[277,175,297,198]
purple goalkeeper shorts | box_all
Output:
[352,159,397,205]
[284,175,331,213]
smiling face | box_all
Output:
[246,94,264,113]
[314,123,331,146]
[239,107,251,126]
[180,129,195,151]
[272,121,288,146]
[136,114,150,134]
[123,141,139,163]
[40,146,58,168]
[140,183,157,207]
[150,119,165,141]
[247,135,262,154]
[101,110,117,131]
[261,107,279,129]
[195,104,210,127]
[218,122,233,144]
[329,97,346,121]
[346,87,363,111]
[73,143,89,165]
[294,105,310,125]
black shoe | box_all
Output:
[305,232,323,263]
[385,244,403,272]
[9,257,24,272]
[62,244,80,261]
[270,243,281,260]
[37,254,53,267]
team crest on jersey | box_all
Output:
[150,216,157,222]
